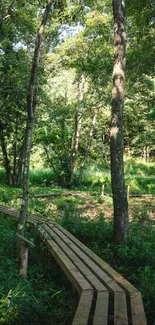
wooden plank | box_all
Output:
[130,292,147,325]
[114,292,128,325]
[0,205,19,217]
[55,224,138,294]
[42,224,108,292]
[107,192,155,199]
[37,226,93,295]
[129,194,155,198]
[72,291,94,325]
[16,233,35,247]
[55,224,147,324]
[93,291,109,325]
[52,225,123,293]
[47,239,93,295]
[0,204,44,225]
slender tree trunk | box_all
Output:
[70,73,86,183]
[78,111,97,184]
[110,0,129,244]
[15,134,27,186]
[17,0,54,264]
[70,111,82,182]
[0,126,12,185]
[143,144,149,163]
[44,145,57,175]
[12,115,18,186]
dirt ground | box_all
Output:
[34,191,155,224]
[71,192,155,223]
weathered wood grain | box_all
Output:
[130,292,147,325]
[38,226,93,295]
[52,225,123,292]
[42,223,108,293]
[72,290,94,325]
[114,292,128,325]
[56,224,137,293]
[93,291,109,325]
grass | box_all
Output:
[74,158,155,194]
[0,157,155,196]
[124,158,155,176]
[0,215,74,325]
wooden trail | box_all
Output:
[0,204,147,325]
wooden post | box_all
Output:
[127,184,130,200]
[101,184,105,197]
[19,241,28,279]
[16,233,35,279]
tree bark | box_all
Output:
[143,144,149,163]
[17,0,54,258]
[0,126,12,185]
[70,111,82,182]
[69,73,86,184]
[15,134,27,186]
[19,241,28,279]
[78,111,97,184]
[110,0,129,244]
[12,115,18,186]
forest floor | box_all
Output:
[0,183,155,325]
[72,193,155,222]
[27,189,155,224]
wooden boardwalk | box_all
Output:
[0,204,147,325]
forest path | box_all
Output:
[40,190,155,223]
[17,190,155,224]
[73,194,155,223]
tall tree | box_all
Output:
[0,0,38,185]
[17,0,54,277]
[69,73,86,184]
[78,109,97,184]
[110,0,129,244]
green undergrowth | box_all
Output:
[124,158,155,176]
[57,207,155,325]
[0,157,155,199]
[0,215,74,325]
[30,169,56,186]
[78,160,155,194]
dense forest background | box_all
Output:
[0,0,155,186]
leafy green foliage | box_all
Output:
[0,215,73,325]
[29,169,56,186]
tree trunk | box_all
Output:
[15,135,27,186]
[19,241,29,279]
[143,144,149,163]
[70,111,82,182]
[17,0,54,259]
[110,0,129,244]
[0,126,12,185]
[12,115,18,186]
[69,73,86,184]
[78,111,97,184]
